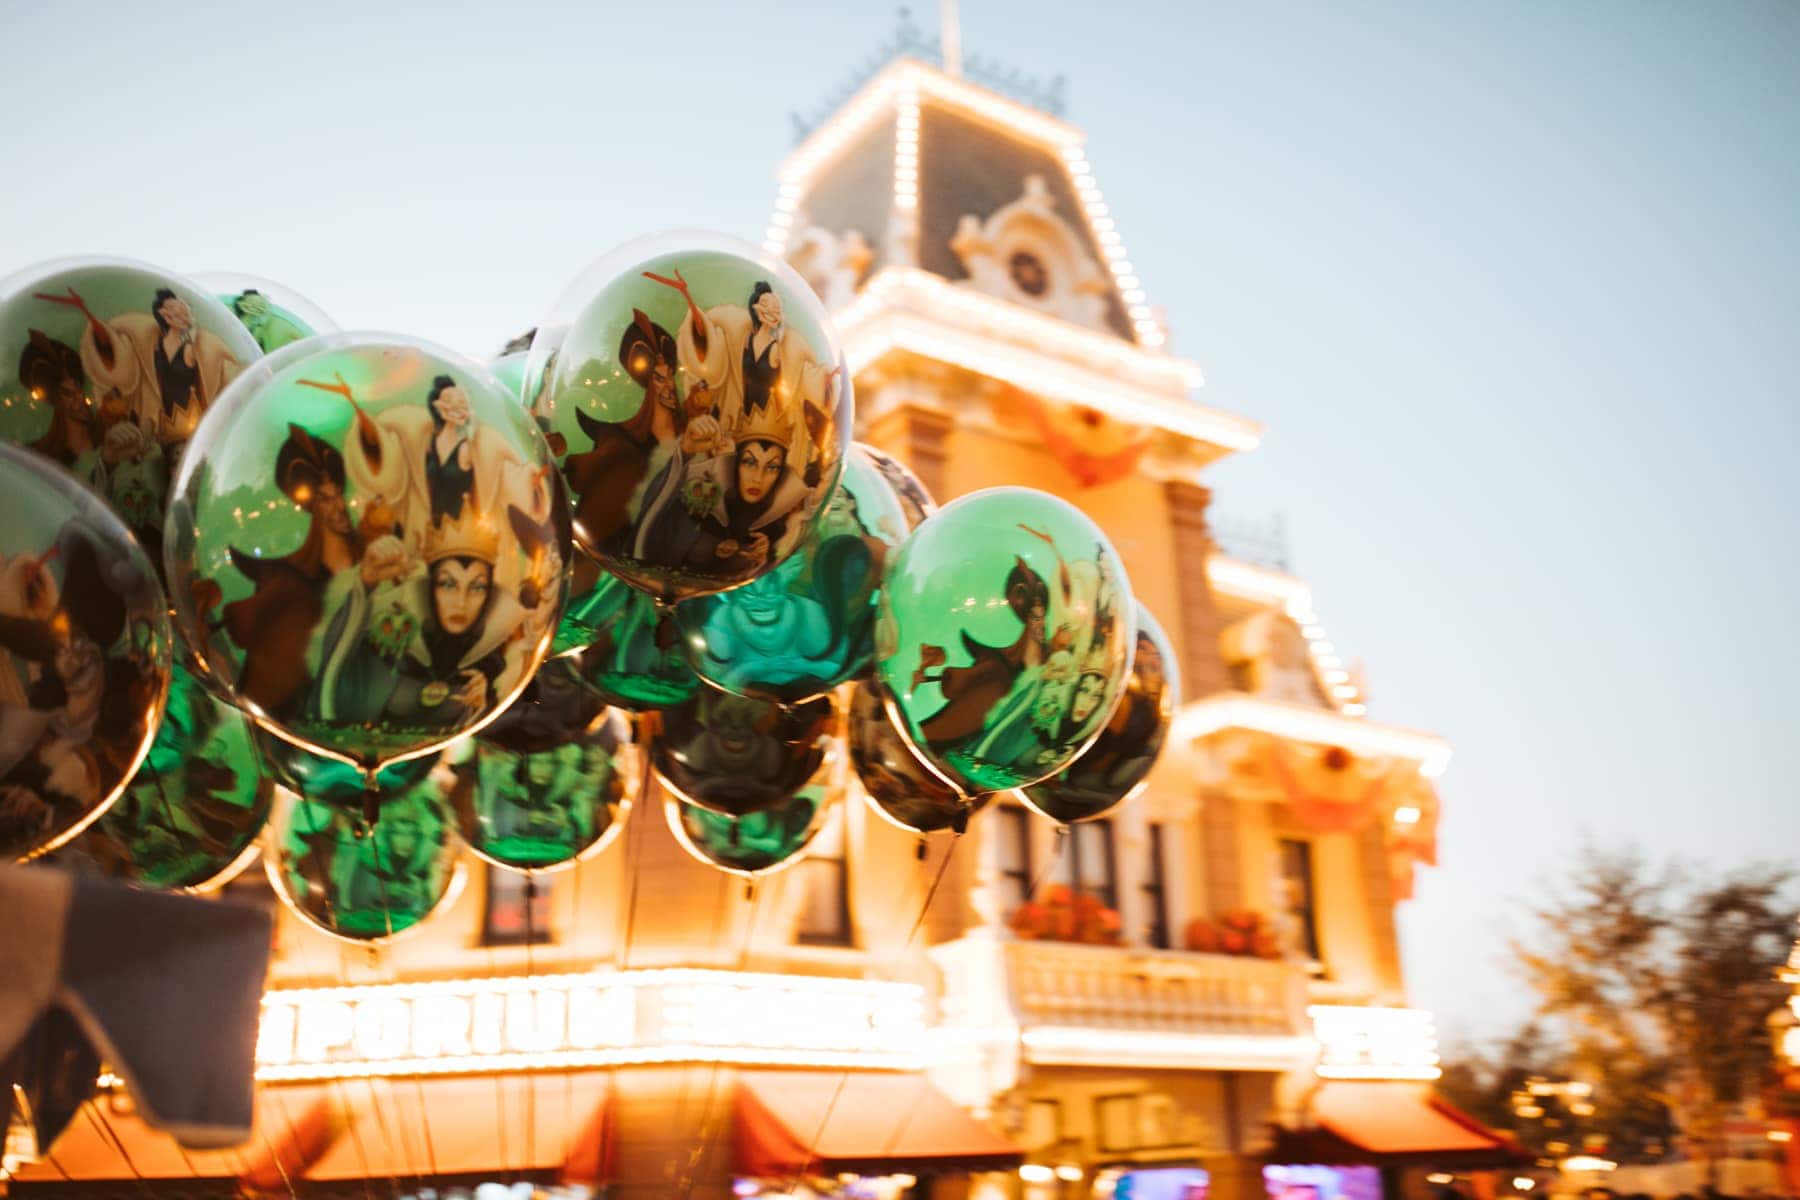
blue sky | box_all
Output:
[3,1,1796,1042]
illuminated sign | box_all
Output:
[256,969,926,1081]
[1309,1005,1441,1081]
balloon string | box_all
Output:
[365,825,420,1193]
[667,870,733,1186]
[787,835,960,1192]
[679,881,762,1197]
[82,1101,152,1198]
[309,836,377,1198]
[524,873,538,1174]
[1027,823,1070,901]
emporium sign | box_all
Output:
[255,969,927,1081]
[1308,1005,1441,1081]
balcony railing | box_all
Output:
[932,936,1314,1075]
[1007,939,1308,1038]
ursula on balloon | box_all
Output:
[165,335,571,774]
[531,232,852,607]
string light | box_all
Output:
[1176,694,1453,778]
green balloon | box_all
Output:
[0,257,263,575]
[0,441,173,862]
[1020,602,1179,824]
[166,335,570,771]
[265,763,463,943]
[854,442,936,531]
[651,683,836,817]
[874,487,1135,795]
[675,446,908,702]
[66,661,271,890]
[446,664,639,872]
[665,773,834,878]
[487,351,528,402]
[847,680,988,835]
[257,731,439,805]
[533,237,851,604]
[555,554,698,710]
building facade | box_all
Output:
[12,53,1502,1200]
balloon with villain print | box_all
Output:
[875,487,1135,795]
[530,232,851,604]
[650,681,837,818]
[666,752,839,879]
[848,680,989,836]
[674,445,908,702]
[265,757,464,942]
[853,442,937,531]
[0,442,172,861]
[553,551,697,710]
[256,730,440,807]
[191,272,337,355]
[61,660,271,890]
[445,656,639,872]
[164,334,571,773]
[1020,601,1179,825]
[0,257,262,573]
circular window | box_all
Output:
[1008,250,1050,297]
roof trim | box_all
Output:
[1176,694,1452,778]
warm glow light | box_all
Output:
[1427,1175,1455,1186]
[1020,1164,1055,1183]
[1770,1130,1794,1144]
[258,969,926,1080]
[1055,1164,1085,1182]
[1561,1157,1617,1173]
[1513,1179,1536,1191]
[1394,806,1422,826]
[1179,695,1453,778]
[1309,1005,1441,1081]
[1020,1026,1314,1071]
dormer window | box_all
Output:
[1009,250,1050,297]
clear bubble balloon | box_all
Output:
[651,681,837,818]
[875,487,1135,795]
[1020,602,1179,824]
[532,232,851,604]
[675,445,908,702]
[0,442,172,861]
[0,257,263,570]
[166,334,570,772]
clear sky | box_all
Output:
[3,0,1796,1043]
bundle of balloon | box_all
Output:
[0,234,1180,946]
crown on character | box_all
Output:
[735,402,795,453]
[423,509,501,565]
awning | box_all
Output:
[1270,1082,1526,1169]
[734,1070,1022,1177]
[9,1074,613,1189]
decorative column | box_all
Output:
[1164,480,1230,698]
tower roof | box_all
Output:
[768,57,1261,458]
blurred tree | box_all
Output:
[1501,848,1796,1183]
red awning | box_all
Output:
[1271,1082,1527,1169]
[10,1074,613,1190]
[734,1070,1022,1178]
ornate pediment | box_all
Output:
[783,223,874,310]
[949,174,1114,330]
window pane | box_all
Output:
[1143,823,1170,949]
[1277,837,1321,961]
[795,859,851,946]
[1074,820,1117,908]
[996,809,1031,876]
[483,870,551,945]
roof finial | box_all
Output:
[940,0,963,76]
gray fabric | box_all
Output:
[0,865,273,1150]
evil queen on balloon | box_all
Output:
[540,240,851,605]
[171,339,568,769]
